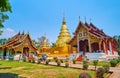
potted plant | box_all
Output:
[83,63,89,70]
[110,59,118,67]
[72,59,76,64]
[93,60,98,71]
[83,60,89,70]
[79,71,92,78]
[96,67,105,78]
[60,59,64,63]
[54,57,58,62]
[37,59,41,64]
[45,60,50,65]
[65,62,69,68]
[31,59,35,63]
[103,65,110,73]
[57,60,61,66]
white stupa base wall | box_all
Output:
[86,52,107,61]
[86,52,119,61]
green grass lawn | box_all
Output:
[0,60,95,78]
[77,61,110,66]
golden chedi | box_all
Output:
[55,17,71,55]
[40,35,50,54]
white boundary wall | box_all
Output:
[86,52,119,61]
[86,53,107,61]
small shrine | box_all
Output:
[0,32,37,59]
[39,35,50,54]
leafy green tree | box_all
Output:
[0,38,8,45]
[32,36,50,49]
[114,35,120,55]
[0,0,12,35]
[37,36,50,48]
[51,42,56,48]
[32,40,39,48]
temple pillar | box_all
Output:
[1,48,4,59]
[88,38,91,52]
[77,34,79,53]
[109,41,113,55]
[99,40,102,51]
[103,42,107,54]
[68,45,71,54]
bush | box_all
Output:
[57,60,61,66]
[110,59,118,67]
[37,60,41,64]
[53,57,58,60]
[83,60,88,64]
[45,60,50,65]
[83,64,89,70]
[72,59,76,64]
[65,62,69,68]
[31,59,35,63]
[60,59,64,63]
[79,71,92,78]
[53,57,58,62]
[116,58,120,63]
[103,65,110,73]
[93,60,98,66]
[22,59,26,62]
[93,60,98,70]
[118,51,120,56]
[96,67,105,78]
[82,60,89,70]
[48,59,51,62]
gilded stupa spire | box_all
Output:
[56,16,71,47]
[62,16,66,25]
[42,34,49,48]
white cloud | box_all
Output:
[0,28,16,39]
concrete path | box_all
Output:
[109,65,120,78]
[42,62,120,78]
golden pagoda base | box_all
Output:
[44,46,70,59]
[49,53,69,57]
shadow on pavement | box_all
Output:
[0,67,12,70]
[0,73,26,78]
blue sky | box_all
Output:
[1,0,120,43]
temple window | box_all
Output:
[83,32,87,36]
[79,33,82,37]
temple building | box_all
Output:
[69,20,118,61]
[39,35,50,54]
[0,32,37,59]
[52,17,71,55]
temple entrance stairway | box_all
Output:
[69,53,83,61]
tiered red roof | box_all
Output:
[0,32,37,50]
[69,21,112,43]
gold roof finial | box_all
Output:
[18,31,20,34]
[79,16,81,22]
[90,18,92,24]
[27,31,30,35]
[62,12,66,24]
[44,32,46,37]
[85,17,86,23]
[22,31,24,35]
